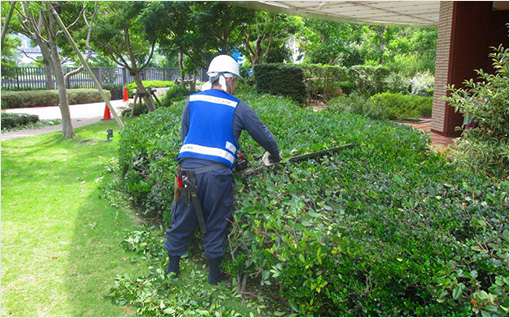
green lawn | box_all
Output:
[1,121,146,317]
[1,120,260,317]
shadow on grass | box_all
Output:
[63,177,146,317]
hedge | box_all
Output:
[370,92,432,120]
[116,90,508,316]
[327,92,433,121]
[1,112,39,129]
[300,64,347,101]
[1,89,112,109]
[125,80,176,97]
[253,63,307,105]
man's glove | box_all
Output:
[262,151,282,166]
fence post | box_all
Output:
[94,67,102,86]
[122,67,127,86]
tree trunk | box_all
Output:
[178,52,185,84]
[50,45,75,138]
[132,70,156,111]
[44,61,54,90]
[46,3,75,138]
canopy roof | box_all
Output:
[235,1,442,27]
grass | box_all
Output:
[1,119,259,317]
[1,120,146,316]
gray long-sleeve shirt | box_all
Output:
[179,93,280,169]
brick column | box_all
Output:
[431,1,497,137]
[431,1,454,135]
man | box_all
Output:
[164,55,281,285]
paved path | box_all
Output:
[1,87,170,141]
[1,99,132,141]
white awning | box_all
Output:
[235,1,441,27]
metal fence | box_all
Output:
[1,66,208,90]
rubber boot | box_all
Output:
[208,257,228,285]
[165,255,180,276]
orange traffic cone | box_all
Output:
[102,104,112,120]
[123,87,128,101]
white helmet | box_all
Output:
[207,55,241,78]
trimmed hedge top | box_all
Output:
[1,89,111,109]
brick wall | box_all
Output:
[431,1,453,134]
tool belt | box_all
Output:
[174,164,226,234]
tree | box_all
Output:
[241,11,301,65]
[90,1,157,111]
[298,19,363,66]
[13,1,97,138]
[144,1,251,84]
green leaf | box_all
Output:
[452,284,465,300]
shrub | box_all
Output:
[326,92,388,120]
[300,64,347,101]
[126,80,176,97]
[348,64,390,96]
[384,72,411,94]
[253,63,307,105]
[1,89,111,109]
[410,71,435,96]
[121,103,149,117]
[117,102,181,220]
[1,112,39,129]
[117,90,508,317]
[327,92,432,121]
[445,45,509,180]
[102,83,124,100]
[159,85,196,107]
[370,92,432,120]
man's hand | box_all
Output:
[262,151,281,166]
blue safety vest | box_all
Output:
[178,89,240,168]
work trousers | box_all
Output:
[165,166,234,259]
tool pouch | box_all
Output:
[180,169,195,207]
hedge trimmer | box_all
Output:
[237,143,355,177]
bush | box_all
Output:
[159,84,196,107]
[326,92,388,120]
[126,80,176,97]
[253,63,307,105]
[102,83,124,100]
[445,45,509,180]
[384,72,411,94]
[1,89,111,109]
[370,92,432,120]
[327,92,432,121]
[300,64,347,101]
[117,91,508,317]
[410,71,435,97]
[121,103,149,117]
[348,64,390,96]
[1,112,39,129]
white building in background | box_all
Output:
[15,34,43,65]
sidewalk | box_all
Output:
[1,99,131,141]
[1,87,170,141]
